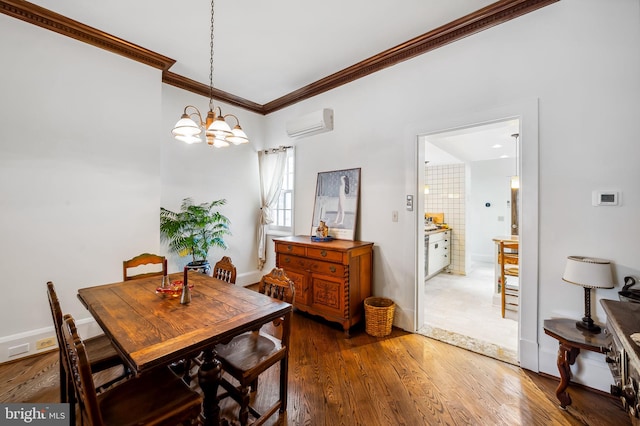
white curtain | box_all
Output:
[257,147,289,269]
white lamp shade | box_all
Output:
[172,116,202,137]
[227,125,249,145]
[207,116,232,139]
[510,176,520,189]
[562,256,614,289]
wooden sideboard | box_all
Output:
[274,236,373,336]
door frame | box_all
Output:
[413,98,539,371]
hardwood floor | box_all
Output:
[0,311,629,426]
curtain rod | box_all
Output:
[263,145,293,154]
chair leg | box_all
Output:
[239,385,251,426]
[58,353,67,403]
[250,377,258,392]
[182,358,192,385]
[279,357,288,412]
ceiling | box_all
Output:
[21,0,513,108]
[424,119,521,165]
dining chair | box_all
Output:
[46,282,128,424]
[213,256,237,284]
[122,253,167,281]
[214,267,294,426]
[61,313,203,426]
[499,241,519,318]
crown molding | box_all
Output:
[1,0,558,115]
[262,0,559,113]
[0,0,175,71]
[162,71,264,114]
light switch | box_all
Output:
[406,195,413,211]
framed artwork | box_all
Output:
[311,168,361,240]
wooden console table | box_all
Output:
[543,318,610,409]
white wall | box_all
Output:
[261,0,640,391]
[468,158,513,263]
[0,14,163,360]
[0,14,265,362]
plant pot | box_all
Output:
[187,260,211,275]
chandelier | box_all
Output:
[171,0,249,147]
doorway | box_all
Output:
[418,119,519,364]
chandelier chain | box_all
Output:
[209,0,215,111]
[170,0,249,146]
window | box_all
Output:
[270,149,294,232]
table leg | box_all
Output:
[198,348,222,426]
[556,342,580,409]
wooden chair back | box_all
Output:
[61,314,104,426]
[122,253,167,281]
[258,267,295,342]
[259,267,295,304]
[46,282,72,405]
[213,256,237,284]
[499,241,520,318]
[215,267,294,424]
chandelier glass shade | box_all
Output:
[171,0,249,147]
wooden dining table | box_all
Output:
[77,270,292,426]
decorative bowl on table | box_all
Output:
[156,280,194,298]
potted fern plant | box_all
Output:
[160,197,231,274]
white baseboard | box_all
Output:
[0,317,100,365]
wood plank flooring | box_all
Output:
[0,310,629,425]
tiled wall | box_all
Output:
[425,163,466,274]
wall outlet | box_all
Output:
[36,336,57,350]
[8,343,29,357]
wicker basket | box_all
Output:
[364,297,395,337]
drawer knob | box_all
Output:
[287,245,293,251]
[321,250,327,257]
[329,266,336,273]
[284,257,291,263]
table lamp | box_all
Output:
[562,256,614,333]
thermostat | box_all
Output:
[592,190,620,206]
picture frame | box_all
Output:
[311,168,361,241]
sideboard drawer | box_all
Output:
[306,247,343,262]
[279,255,344,278]
[309,260,344,278]
[279,254,308,270]
[275,242,306,256]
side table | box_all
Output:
[543,318,610,409]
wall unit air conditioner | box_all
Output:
[286,108,333,138]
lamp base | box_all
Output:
[576,320,601,334]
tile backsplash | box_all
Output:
[425,163,466,274]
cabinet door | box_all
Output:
[285,268,310,306]
[310,274,345,317]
